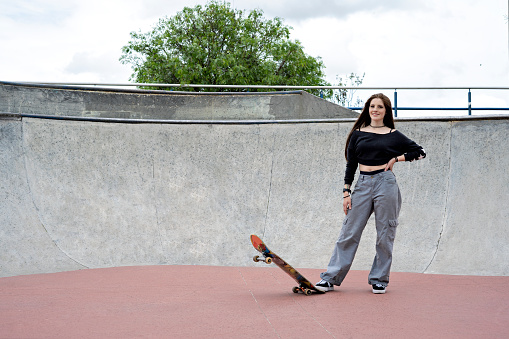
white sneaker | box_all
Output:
[315,279,334,292]
[372,284,386,294]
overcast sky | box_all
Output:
[1,0,508,116]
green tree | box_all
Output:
[120,1,330,96]
[332,72,365,108]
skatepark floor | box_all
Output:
[1,265,508,338]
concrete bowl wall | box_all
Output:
[1,113,508,277]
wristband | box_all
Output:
[343,188,351,193]
[394,157,398,162]
[343,195,351,199]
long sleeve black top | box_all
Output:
[344,129,426,185]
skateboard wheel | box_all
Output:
[253,255,260,262]
[304,289,312,296]
[265,257,272,264]
[292,287,300,294]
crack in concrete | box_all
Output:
[262,132,276,240]
[21,118,89,269]
[151,144,168,264]
[424,121,454,273]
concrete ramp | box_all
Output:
[0,81,357,120]
[1,111,508,277]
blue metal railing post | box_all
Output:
[468,89,472,116]
[320,90,323,99]
[394,89,398,117]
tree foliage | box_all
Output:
[120,1,330,95]
[332,73,365,108]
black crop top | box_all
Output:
[344,130,426,185]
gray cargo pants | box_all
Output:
[320,170,402,287]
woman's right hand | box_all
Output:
[343,195,352,215]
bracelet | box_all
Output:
[342,188,351,193]
[343,195,351,199]
[394,157,399,162]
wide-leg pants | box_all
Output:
[320,170,402,287]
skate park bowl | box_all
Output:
[1,81,508,278]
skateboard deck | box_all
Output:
[250,234,324,295]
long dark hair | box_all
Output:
[344,93,395,159]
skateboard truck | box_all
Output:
[253,255,272,264]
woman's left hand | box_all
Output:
[385,157,397,171]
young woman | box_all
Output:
[316,93,426,294]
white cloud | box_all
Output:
[232,0,428,21]
[64,51,131,82]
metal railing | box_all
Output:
[16,82,509,117]
[337,87,509,117]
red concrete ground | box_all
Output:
[0,265,508,338]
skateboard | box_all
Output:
[250,234,324,295]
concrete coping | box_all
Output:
[0,80,304,96]
[2,111,509,124]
